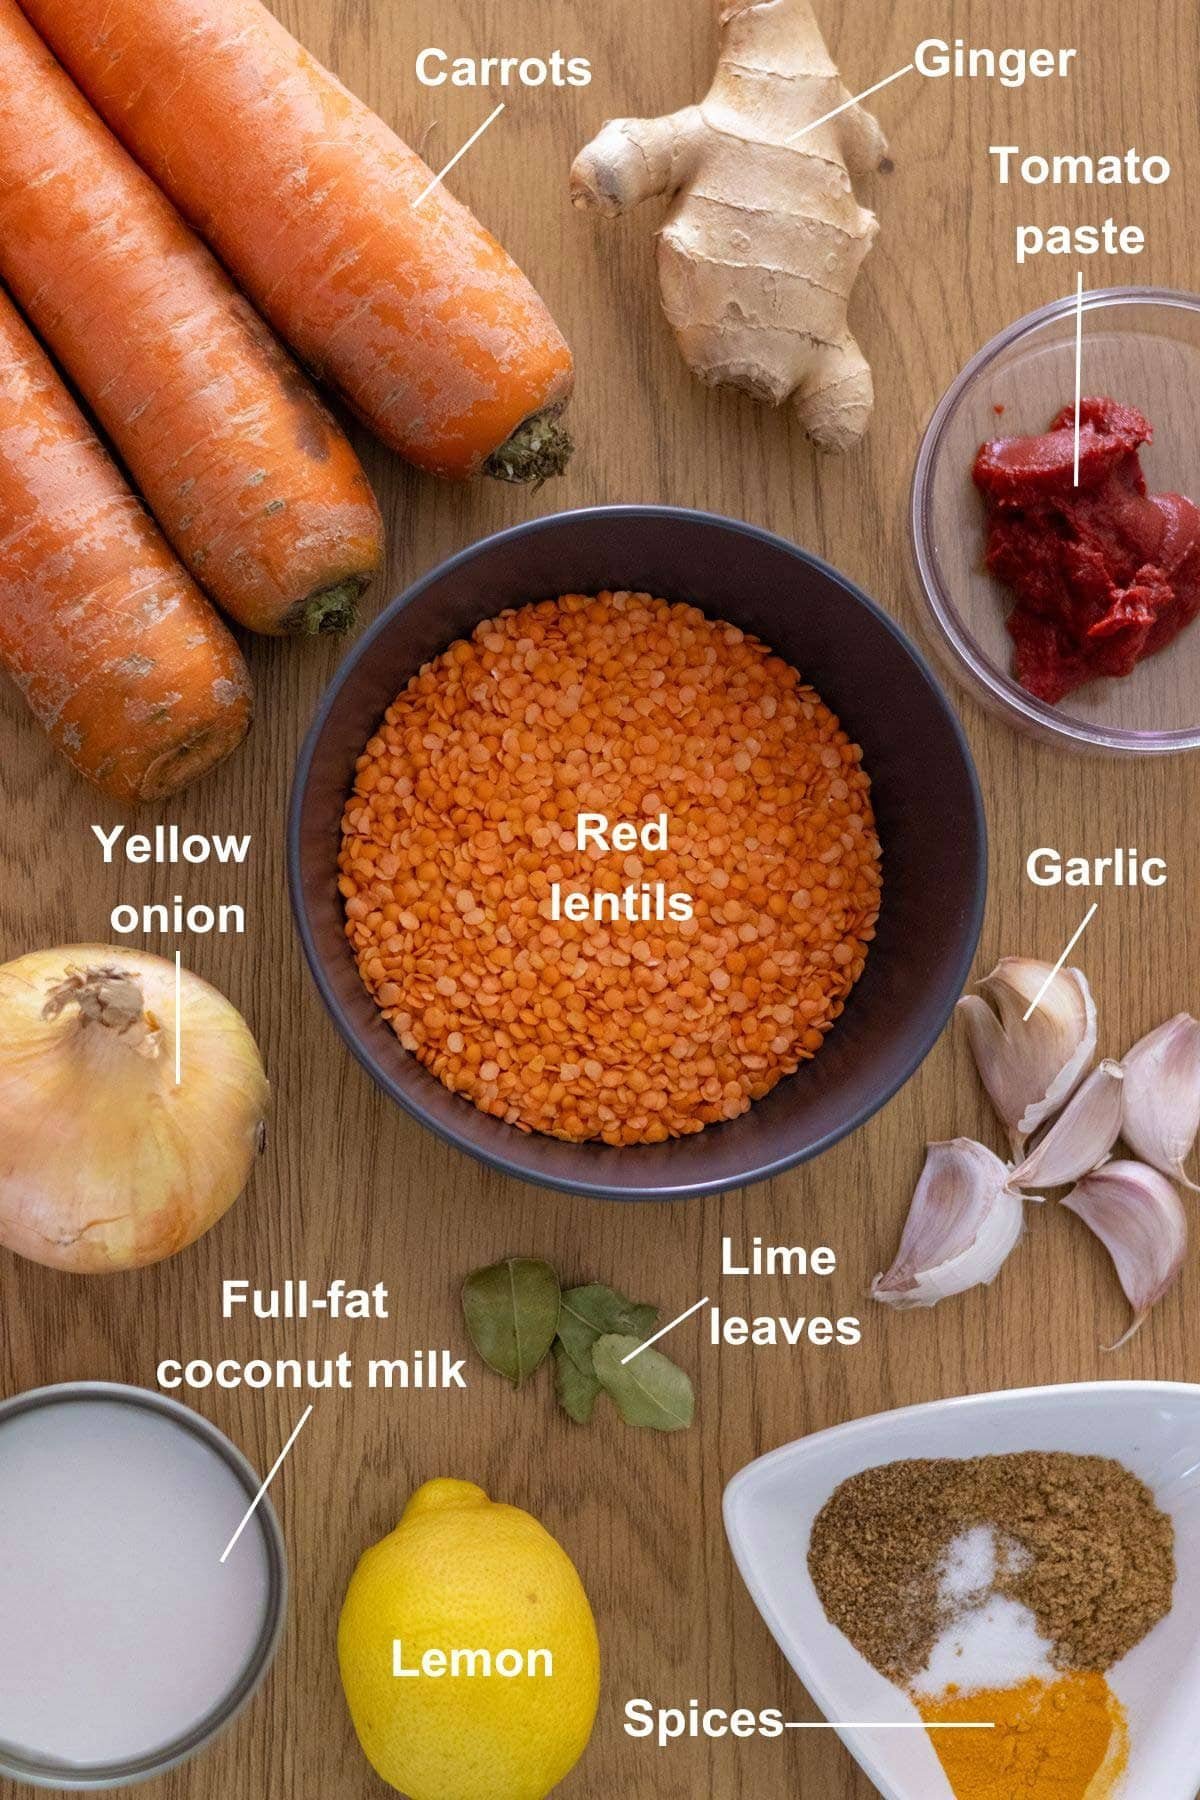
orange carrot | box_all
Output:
[0,286,252,802]
[19,0,576,483]
[0,0,383,635]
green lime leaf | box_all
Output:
[557,1284,658,1378]
[554,1341,601,1424]
[592,1333,695,1432]
[462,1258,561,1387]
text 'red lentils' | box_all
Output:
[339,592,883,1144]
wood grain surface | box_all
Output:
[2,1,1198,1796]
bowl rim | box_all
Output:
[723,1376,1200,1514]
[287,503,988,1201]
[0,1381,288,1791]
[910,283,1200,757]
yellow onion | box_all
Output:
[0,945,268,1273]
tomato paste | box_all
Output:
[972,397,1200,703]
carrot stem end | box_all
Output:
[484,412,574,488]
[291,578,367,636]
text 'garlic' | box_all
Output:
[1121,1014,1200,1193]
[1063,1161,1188,1350]
[872,1139,1025,1311]
[1010,1061,1124,1191]
[957,959,1096,1156]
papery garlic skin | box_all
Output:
[1121,1014,1200,1194]
[0,945,269,1274]
[1063,1161,1187,1350]
[872,1139,1025,1310]
[1010,1061,1124,1191]
[958,959,1097,1156]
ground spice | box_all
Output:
[920,1673,1129,1800]
[339,591,882,1143]
[807,1452,1174,1685]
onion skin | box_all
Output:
[0,945,268,1273]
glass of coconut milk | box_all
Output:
[0,1383,287,1789]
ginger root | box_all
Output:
[570,0,887,452]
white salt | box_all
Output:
[912,1593,1056,1697]
[0,1400,271,1767]
[937,1524,997,1603]
[912,1524,1054,1699]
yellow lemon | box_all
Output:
[338,1478,600,1800]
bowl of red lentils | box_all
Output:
[288,507,986,1200]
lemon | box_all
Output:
[338,1479,600,1800]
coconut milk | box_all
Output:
[0,1397,271,1768]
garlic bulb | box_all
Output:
[872,1139,1025,1310]
[0,946,268,1274]
[957,959,1096,1156]
[1063,1161,1187,1350]
[1121,1014,1200,1193]
[1010,1061,1124,1191]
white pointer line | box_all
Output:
[220,1405,314,1565]
[174,949,182,1086]
[621,1296,710,1364]
[784,1722,995,1731]
[1073,272,1085,487]
[1023,904,1099,1021]
[412,103,506,208]
[788,63,915,142]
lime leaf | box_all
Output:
[462,1258,561,1387]
[558,1284,658,1377]
[592,1333,695,1432]
[554,1341,601,1424]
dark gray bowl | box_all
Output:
[288,507,986,1201]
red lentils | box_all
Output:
[339,592,883,1145]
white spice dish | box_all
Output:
[723,1382,1200,1800]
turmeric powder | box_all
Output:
[340,590,881,1143]
[921,1674,1129,1800]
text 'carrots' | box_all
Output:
[21,0,575,482]
[0,0,383,635]
[0,288,251,802]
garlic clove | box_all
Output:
[1010,1060,1125,1191]
[1062,1161,1187,1350]
[958,958,1097,1155]
[871,1139,1025,1311]
[1121,1014,1200,1194]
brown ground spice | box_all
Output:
[339,591,882,1144]
[807,1453,1174,1684]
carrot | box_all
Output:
[19,0,576,484]
[0,286,252,802]
[0,0,383,636]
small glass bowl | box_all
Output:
[910,287,1200,756]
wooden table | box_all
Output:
[2,1,1197,1795]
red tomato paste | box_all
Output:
[973,397,1200,703]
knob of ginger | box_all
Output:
[570,0,887,452]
